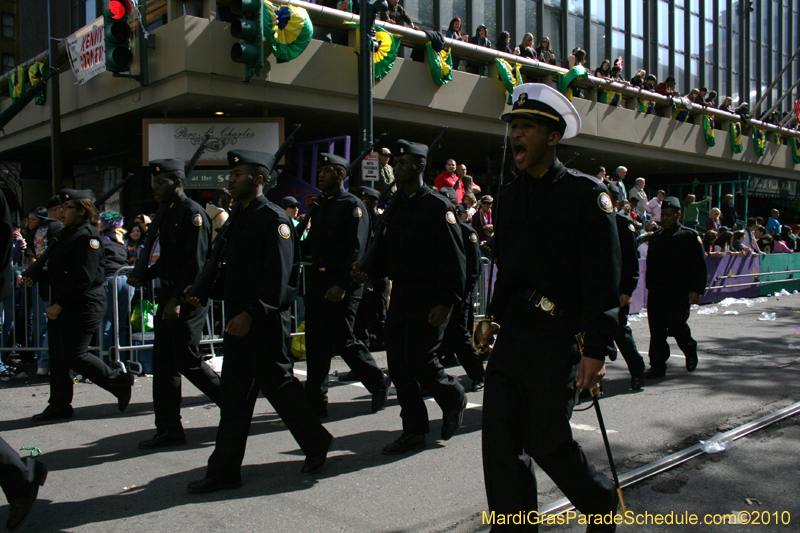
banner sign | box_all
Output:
[185,170,230,190]
[143,118,285,167]
[361,152,379,182]
[701,255,760,303]
[748,175,797,198]
[65,17,106,85]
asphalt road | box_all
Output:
[2,293,800,532]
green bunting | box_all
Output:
[730,122,743,153]
[8,66,25,102]
[638,99,655,114]
[556,65,588,101]
[495,58,521,104]
[702,115,716,146]
[28,58,47,105]
[791,137,800,164]
[426,44,453,85]
[598,89,621,107]
[263,1,313,64]
[373,28,401,81]
[752,127,767,157]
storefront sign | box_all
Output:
[361,152,379,181]
[65,17,106,85]
[185,170,229,190]
[748,175,797,198]
[143,118,284,167]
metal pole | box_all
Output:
[47,0,63,194]
[759,78,800,122]
[357,3,377,189]
[138,1,149,86]
[751,45,800,116]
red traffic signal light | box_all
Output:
[108,0,132,20]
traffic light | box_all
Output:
[104,0,134,73]
[228,0,265,82]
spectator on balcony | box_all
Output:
[734,102,750,122]
[467,25,492,76]
[772,234,794,254]
[496,31,512,55]
[535,36,556,65]
[380,0,415,28]
[756,226,773,254]
[706,90,717,106]
[731,230,747,253]
[655,76,675,96]
[594,59,612,79]
[610,64,625,83]
[698,87,708,102]
[688,88,704,105]
[446,17,468,70]
[645,190,666,223]
[766,209,781,237]
[471,195,493,242]
[516,33,537,60]
[713,229,738,255]
[683,194,711,231]
[742,218,763,254]
[629,177,647,205]
[703,230,721,256]
[706,207,722,232]
[434,159,465,203]
[719,96,734,113]
[780,226,797,252]
[643,74,657,92]
[720,194,738,229]
[610,166,627,202]
[630,69,646,88]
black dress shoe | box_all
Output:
[187,477,242,494]
[371,374,391,412]
[644,367,666,379]
[470,380,485,392]
[685,353,698,372]
[630,376,645,391]
[138,431,187,449]
[116,373,134,412]
[441,395,467,441]
[336,371,359,382]
[6,459,47,533]
[382,432,426,455]
[31,406,73,422]
[301,434,334,475]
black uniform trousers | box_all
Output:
[646,288,697,372]
[0,437,34,501]
[482,322,615,531]
[353,276,389,346]
[385,292,465,435]
[152,287,221,433]
[206,311,331,482]
[303,271,384,410]
[440,292,485,383]
[614,304,645,379]
[49,286,127,409]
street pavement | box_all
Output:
[1,293,800,532]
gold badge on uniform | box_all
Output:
[89,238,100,249]
[469,233,478,243]
[597,192,614,213]
[192,213,203,227]
[353,207,362,218]
[234,156,240,162]
[446,211,457,225]
[155,166,160,172]
[278,224,292,239]
[628,224,635,232]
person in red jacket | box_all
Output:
[433,159,464,203]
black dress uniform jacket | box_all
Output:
[646,224,707,294]
[43,220,106,309]
[616,211,640,296]
[489,160,621,361]
[102,237,130,278]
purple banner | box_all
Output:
[700,255,761,303]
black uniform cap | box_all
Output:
[395,139,428,158]
[227,149,277,174]
[357,186,380,200]
[281,196,300,208]
[59,189,94,203]
[319,153,349,169]
[46,196,61,209]
[662,196,682,210]
[150,159,185,176]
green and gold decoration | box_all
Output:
[427,43,453,85]
[263,1,313,64]
[730,122,743,153]
[496,58,522,104]
[752,127,767,156]
[791,137,800,164]
[8,66,25,102]
[28,58,47,105]
[672,108,690,122]
[373,27,401,81]
[638,98,655,114]
[772,131,782,145]
[599,88,621,107]
[557,65,588,101]
[702,115,715,146]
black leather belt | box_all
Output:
[519,289,566,318]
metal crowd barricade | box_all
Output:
[0,267,51,359]
[474,257,492,319]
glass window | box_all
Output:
[611,30,625,70]
[749,78,759,102]
[658,1,670,47]
[761,45,769,80]
[761,2,769,41]
[631,0,643,36]
[2,53,13,73]
[568,0,584,16]
[518,0,537,37]
[543,0,560,6]
[675,7,685,52]
[543,7,563,61]
[658,46,670,81]
[675,51,686,91]
[784,5,791,50]
[631,36,644,74]
[732,3,741,32]
[732,72,741,103]
[470,0,495,41]
[675,0,684,7]
[749,4,758,34]
[733,32,741,72]
[691,0,700,13]
[720,27,728,65]
[1,13,12,39]
[772,1,779,49]
[404,0,435,30]
[567,15,585,59]
[591,0,605,22]
[705,62,715,90]
[591,22,606,65]
[690,58,700,89]
[705,21,715,64]
[719,68,729,100]
[611,0,624,29]
[690,15,700,56]
[85,0,98,24]
[704,0,715,18]
[440,0,468,32]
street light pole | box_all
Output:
[357,0,388,187]
[47,0,63,193]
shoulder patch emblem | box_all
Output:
[89,238,100,249]
[598,192,614,214]
[469,233,478,243]
[628,224,635,233]
[353,207,363,218]
[446,211,457,225]
[278,224,292,239]
[192,213,203,227]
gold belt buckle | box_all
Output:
[319,267,326,272]
[538,297,555,315]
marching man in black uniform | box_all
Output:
[302,154,390,418]
[478,84,621,531]
[352,140,467,456]
[186,150,333,493]
[605,182,646,391]
[129,159,221,449]
[644,197,707,379]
